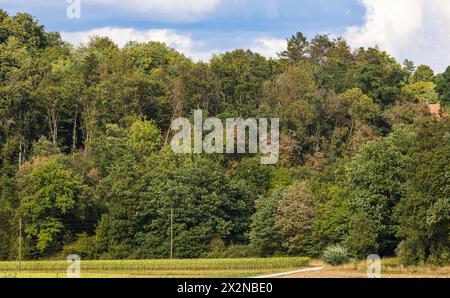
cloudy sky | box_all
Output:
[1,0,449,72]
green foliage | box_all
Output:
[128,119,161,151]
[31,136,60,157]
[0,257,310,272]
[341,88,380,123]
[395,144,450,265]
[17,156,84,256]
[276,181,315,254]
[316,37,353,93]
[278,32,309,63]
[436,66,450,105]
[203,238,226,258]
[402,81,439,103]
[205,241,259,259]
[0,11,448,265]
[411,65,435,83]
[229,156,272,196]
[96,150,256,259]
[344,127,416,255]
[383,101,431,128]
[345,211,379,259]
[321,244,349,266]
[221,245,259,258]
[349,48,405,106]
[269,167,301,190]
[250,190,285,256]
[136,154,255,258]
[123,41,187,77]
[0,11,60,48]
[210,49,271,116]
[310,181,351,256]
[0,174,17,260]
[63,233,98,259]
[91,118,161,175]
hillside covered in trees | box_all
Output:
[0,11,449,265]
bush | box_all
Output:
[203,238,226,258]
[63,233,98,259]
[31,136,60,157]
[396,239,450,266]
[322,244,349,266]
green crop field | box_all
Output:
[0,257,310,278]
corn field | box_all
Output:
[0,257,309,272]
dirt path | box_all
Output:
[255,267,323,278]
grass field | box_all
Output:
[1,257,447,278]
[0,257,310,278]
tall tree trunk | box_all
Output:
[72,108,78,154]
[314,123,320,152]
[18,141,22,167]
[53,116,58,144]
[47,107,58,144]
[348,118,354,143]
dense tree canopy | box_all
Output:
[0,10,448,264]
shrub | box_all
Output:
[31,136,60,157]
[322,244,349,266]
[396,239,449,266]
[63,233,98,259]
[203,238,226,258]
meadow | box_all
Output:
[0,257,310,278]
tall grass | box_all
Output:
[0,257,309,272]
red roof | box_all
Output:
[428,103,448,118]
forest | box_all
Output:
[0,10,449,266]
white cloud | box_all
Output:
[84,0,221,21]
[62,27,193,49]
[61,27,288,62]
[250,38,286,59]
[345,0,450,72]
[61,27,217,61]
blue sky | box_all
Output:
[1,0,449,72]
[0,0,365,32]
